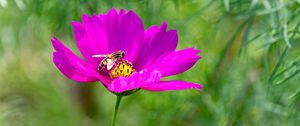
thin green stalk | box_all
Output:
[268,46,288,84]
[239,16,254,55]
[111,95,123,126]
[268,22,300,84]
[273,59,300,79]
[215,19,249,69]
[265,45,270,93]
[274,69,300,86]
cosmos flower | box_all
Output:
[52,8,202,94]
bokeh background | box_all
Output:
[1,0,300,126]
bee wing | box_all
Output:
[106,59,117,70]
[92,54,108,58]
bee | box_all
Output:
[92,50,125,71]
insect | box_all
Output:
[92,50,125,71]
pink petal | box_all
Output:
[148,48,201,77]
[133,21,178,71]
[108,70,161,93]
[142,80,202,92]
[52,37,110,84]
[73,8,144,66]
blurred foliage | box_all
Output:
[0,0,300,126]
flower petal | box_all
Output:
[133,21,178,71]
[52,37,110,84]
[108,70,161,93]
[148,48,201,77]
[53,52,98,82]
[73,8,144,66]
[141,80,202,92]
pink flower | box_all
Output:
[52,8,202,94]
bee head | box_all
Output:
[121,51,125,58]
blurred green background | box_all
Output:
[1,0,300,126]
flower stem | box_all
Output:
[111,95,122,126]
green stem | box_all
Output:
[111,95,123,126]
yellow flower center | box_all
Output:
[110,60,135,78]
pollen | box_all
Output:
[110,60,135,78]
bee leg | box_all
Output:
[97,62,104,72]
[118,59,123,64]
[97,66,102,72]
